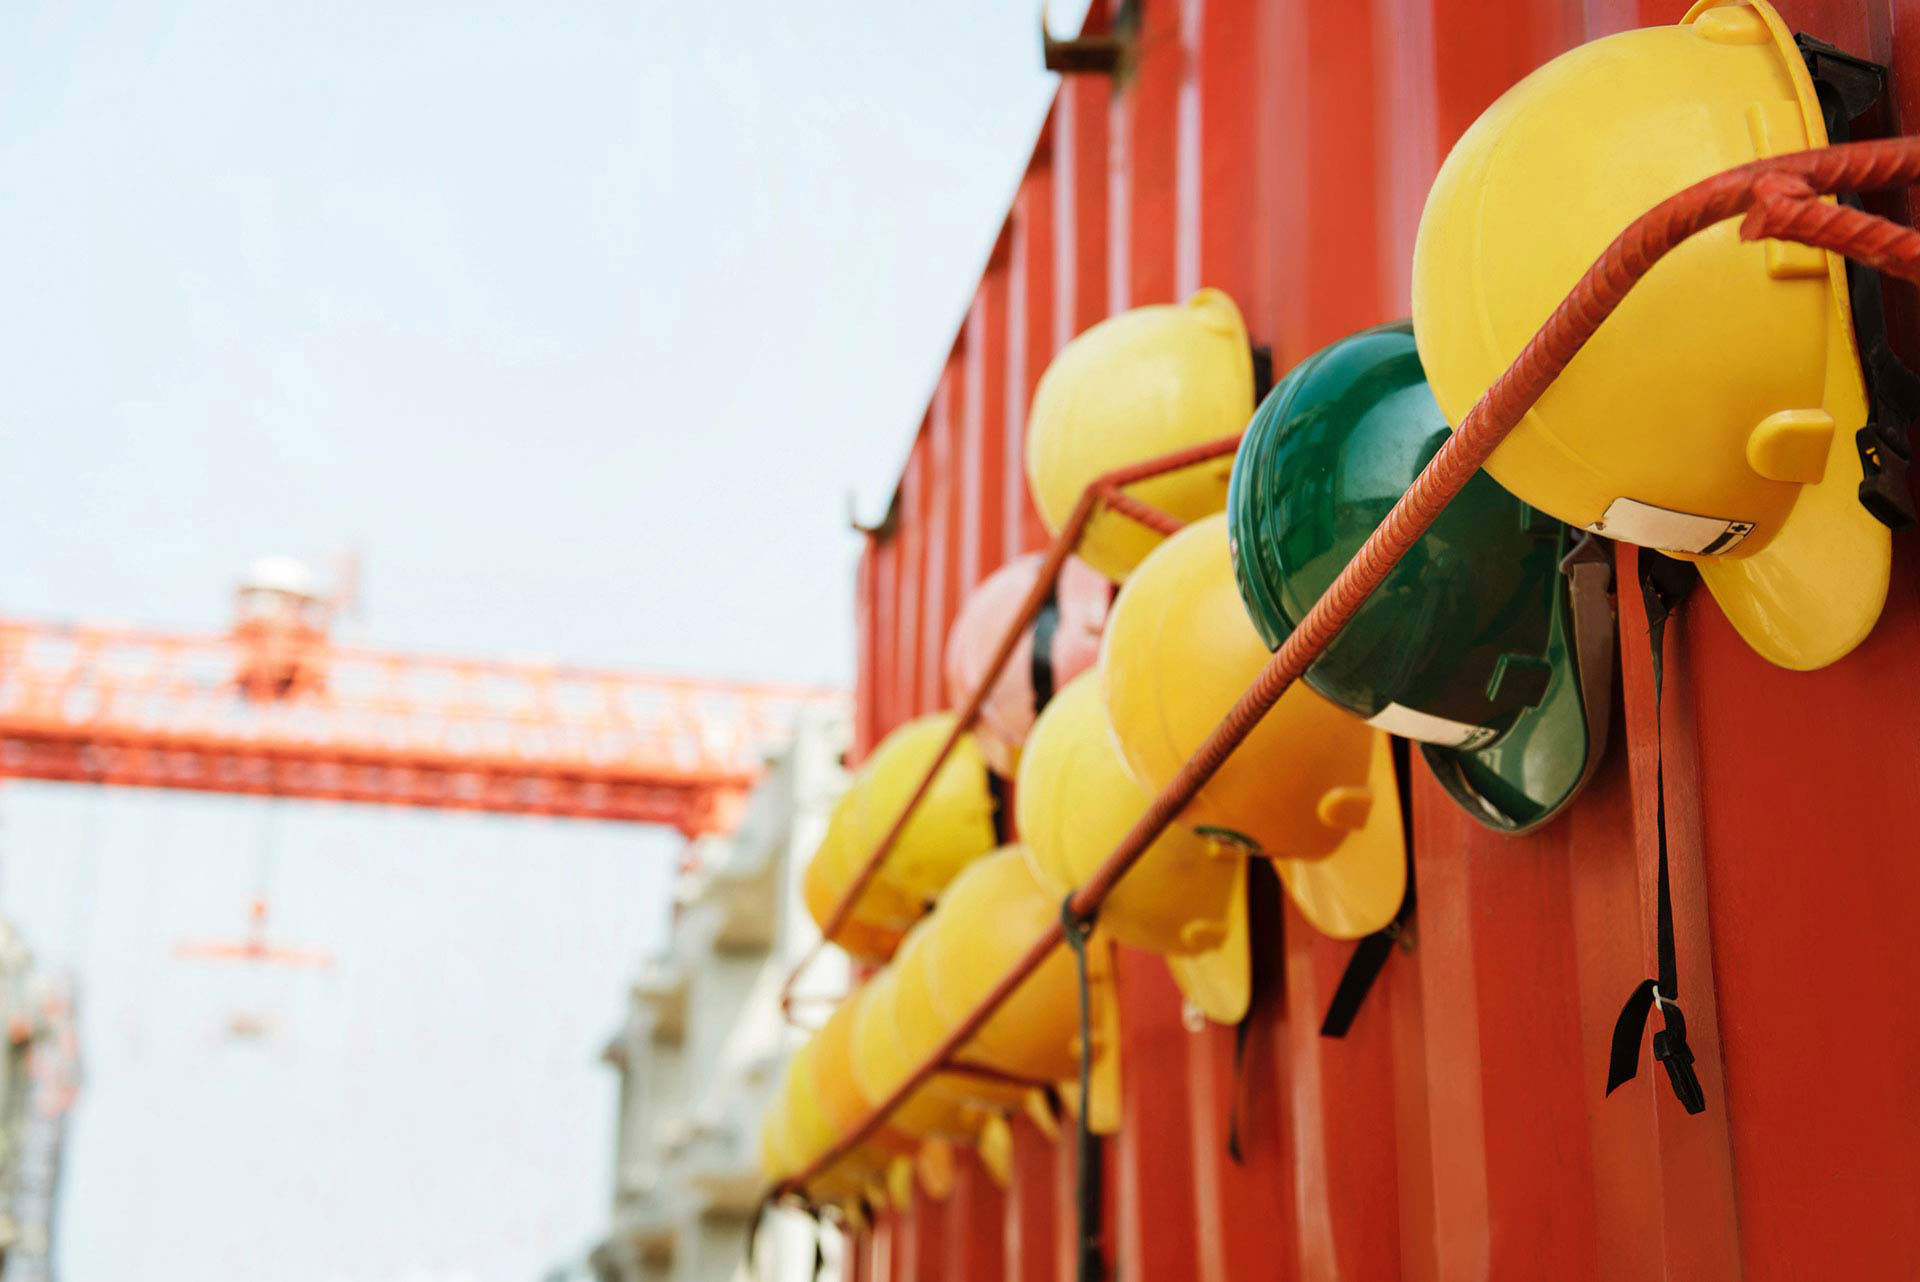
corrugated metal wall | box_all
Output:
[846,1,1920,1277]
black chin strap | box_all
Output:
[1030,588,1061,710]
[1605,553,1706,1115]
[1225,1011,1253,1164]
[1320,738,1418,1038]
[988,770,1015,845]
[1060,898,1108,1282]
[1224,859,1282,1164]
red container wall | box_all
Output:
[848,1,1920,1277]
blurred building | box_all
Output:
[0,925,79,1282]
[587,704,850,1282]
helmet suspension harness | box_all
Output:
[1060,895,1106,1282]
[1797,34,1920,532]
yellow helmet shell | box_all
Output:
[802,789,920,962]
[892,912,1033,1113]
[1026,289,1253,583]
[759,1090,797,1184]
[777,1039,862,1201]
[1099,514,1406,939]
[1017,672,1240,954]
[855,713,998,906]
[849,926,1021,1140]
[1100,513,1372,860]
[1411,0,1884,670]
[848,963,957,1140]
[922,846,1088,1083]
[813,985,915,1164]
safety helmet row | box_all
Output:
[774,0,1901,1207]
[767,846,1118,1203]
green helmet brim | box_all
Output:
[1420,532,1614,833]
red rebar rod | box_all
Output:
[778,434,1243,1022]
[774,136,1920,1200]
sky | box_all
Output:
[0,2,1085,1278]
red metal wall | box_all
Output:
[848,1,1920,1277]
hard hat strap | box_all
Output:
[1059,898,1107,1282]
[1605,553,1707,1116]
[1556,532,1618,817]
[1250,342,1275,404]
[1319,737,1419,1039]
[1225,859,1284,1165]
[988,770,1015,846]
[1030,590,1061,710]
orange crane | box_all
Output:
[0,559,842,839]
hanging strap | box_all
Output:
[1320,737,1418,1038]
[1224,1011,1253,1164]
[1250,343,1276,403]
[1224,858,1283,1165]
[1317,911,1411,1039]
[1605,552,1706,1115]
[988,770,1016,846]
[1060,897,1108,1282]
[1030,587,1062,711]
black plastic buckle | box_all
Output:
[1795,34,1920,530]
[1651,1000,1707,1116]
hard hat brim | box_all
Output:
[1274,733,1406,939]
[1687,0,1890,671]
[1424,533,1609,832]
[1164,858,1251,1024]
[1695,333,1890,670]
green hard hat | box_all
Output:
[1226,321,1614,833]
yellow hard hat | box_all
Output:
[1026,289,1254,583]
[919,846,1091,1082]
[849,924,1022,1142]
[914,847,1121,1135]
[1099,513,1405,939]
[1017,671,1249,1024]
[848,958,960,1140]
[891,913,1035,1113]
[812,985,915,1167]
[759,1089,796,1184]
[1412,0,1885,671]
[775,1039,863,1201]
[853,713,998,906]
[801,790,919,962]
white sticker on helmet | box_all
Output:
[1586,498,1755,556]
[1364,702,1499,750]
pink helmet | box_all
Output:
[944,553,1110,776]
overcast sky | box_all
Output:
[0,2,1083,1277]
